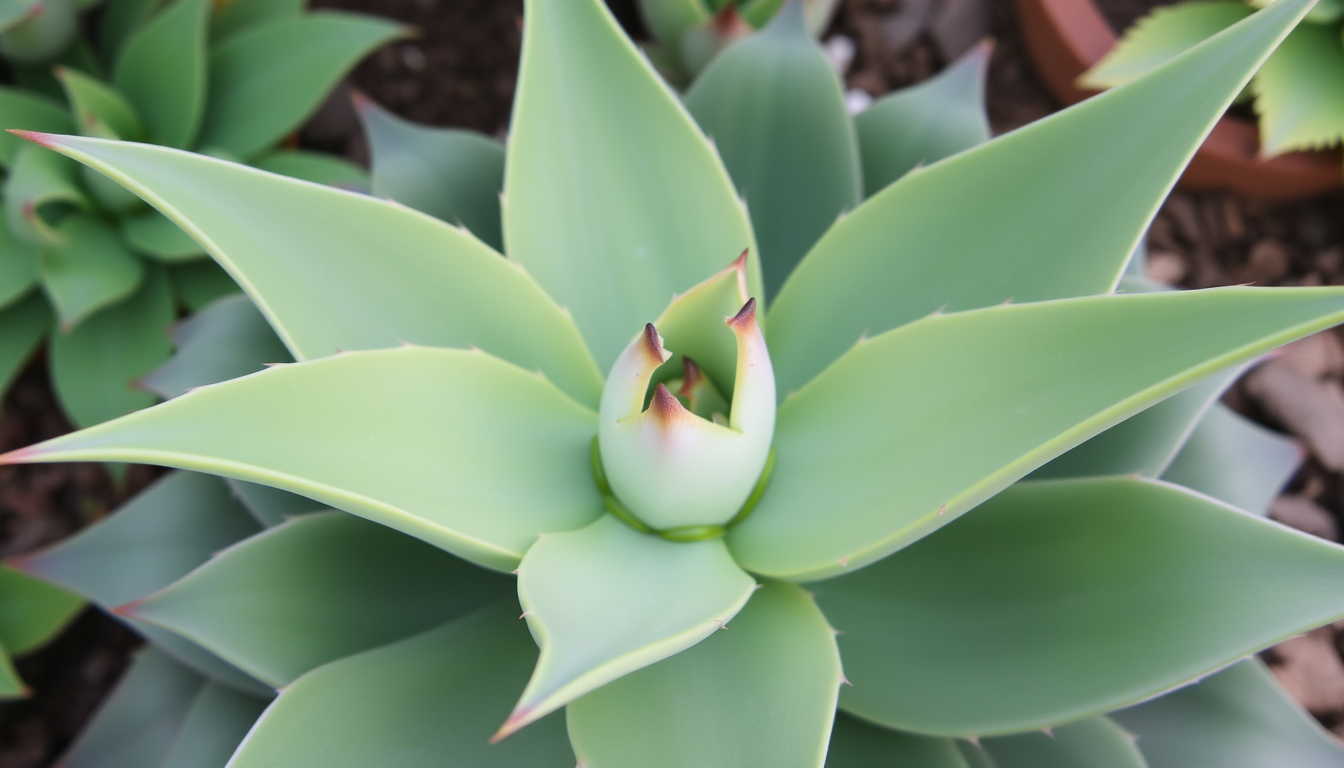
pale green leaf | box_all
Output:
[826,713,979,768]
[505,0,759,370]
[121,209,206,262]
[982,717,1148,768]
[168,259,238,311]
[1031,363,1244,480]
[766,0,1315,395]
[58,647,205,768]
[132,620,271,695]
[198,12,405,159]
[160,683,270,768]
[54,66,145,140]
[141,292,291,400]
[226,480,319,528]
[1112,658,1344,768]
[15,471,260,609]
[1161,402,1301,515]
[0,214,41,308]
[1080,3,1248,88]
[49,263,173,428]
[0,87,72,167]
[635,0,709,59]
[252,149,368,191]
[39,213,145,330]
[855,40,991,196]
[209,0,303,43]
[731,287,1344,581]
[684,3,860,298]
[506,515,755,735]
[4,143,89,246]
[25,134,605,407]
[814,477,1344,735]
[568,581,841,768]
[0,291,49,399]
[356,95,504,250]
[130,511,512,687]
[0,565,82,655]
[230,601,575,768]
[7,347,603,572]
[112,0,209,148]
[1253,21,1344,154]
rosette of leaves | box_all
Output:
[0,0,403,432]
[628,0,839,80]
[1082,0,1344,158]
[5,0,1344,766]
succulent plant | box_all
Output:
[0,564,82,698]
[0,0,403,434]
[627,0,839,80]
[5,0,1344,765]
[1083,0,1344,158]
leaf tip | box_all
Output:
[6,129,61,149]
[489,707,536,744]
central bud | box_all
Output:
[597,258,775,533]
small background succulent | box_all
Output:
[1082,0,1344,159]
[3,1,1344,767]
[0,0,404,440]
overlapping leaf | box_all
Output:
[1161,402,1301,515]
[140,293,291,400]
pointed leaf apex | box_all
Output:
[641,323,670,365]
[110,597,146,617]
[679,356,705,398]
[726,297,758,332]
[648,383,692,427]
[489,707,536,744]
[6,129,60,149]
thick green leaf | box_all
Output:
[1253,20,1344,154]
[39,213,144,329]
[0,0,38,33]
[982,717,1147,768]
[24,134,605,407]
[1161,402,1300,515]
[0,645,24,698]
[0,291,49,399]
[7,347,603,572]
[1031,363,1243,480]
[813,477,1344,736]
[684,3,859,298]
[49,264,173,428]
[635,0,708,59]
[0,565,82,655]
[252,149,368,191]
[226,480,318,528]
[229,601,575,768]
[121,209,205,262]
[1080,3,1248,89]
[198,12,405,159]
[129,511,513,687]
[356,95,504,250]
[4,143,89,246]
[854,40,991,197]
[132,619,270,695]
[766,0,1314,396]
[506,515,755,736]
[0,87,73,167]
[568,580,841,768]
[731,287,1344,580]
[14,471,261,609]
[142,292,291,400]
[160,683,270,768]
[1112,659,1344,768]
[826,714,979,768]
[168,259,238,311]
[54,66,145,140]
[209,0,303,43]
[112,0,208,149]
[58,647,205,768]
[505,0,759,370]
[0,215,41,308]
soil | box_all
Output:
[2,0,1343,764]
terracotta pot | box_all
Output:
[1016,0,1342,200]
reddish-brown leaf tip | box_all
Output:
[489,708,533,744]
[726,297,757,330]
[678,356,704,398]
[639,322,666,366]
[110,598,146,618]
[648,383,690,427]
[0,446,39,465]
[6,129,59,148]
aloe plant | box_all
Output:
[4,0,1344,765]
[1083,0,1344,158]
[0,0,403,433]
[628,0,839,79]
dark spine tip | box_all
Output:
[640,322,665,364]
[650,383,681,418]
[730,248,749,271]
[726,297,757,328]
[679,357,704,396]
